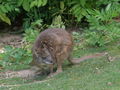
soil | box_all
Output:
[0,33,23,48]
[0,66,42,80]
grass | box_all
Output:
[0,46,120,90]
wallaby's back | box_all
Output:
[35,28,73,47]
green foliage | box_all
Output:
[1,0,120,29]
[18,0,48,11]
[0,0,47,24]
[24,28,39,43]
[0,46,32,69]
[87,3,120,22]
[83,2,120,47]
[23,19,42,43]
[70,0,85,21]
[0,0,72,27]
[96,0,120,5]
[0,13,11,25]
[84,20,120,47]
[72,32,81,43]
[70,0,96,21]
[70,1,120,47]
[30,0,47,8]
[0,19,41,69]
[23,7,45,29]
[0,24,40,69]
[31,19,43,30]
[70,0,120,22]
[0,2,18,25]
[49,15,65,29]
[72,31,85,50]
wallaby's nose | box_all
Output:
[49,60,53,64]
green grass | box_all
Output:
[0,46,120,90]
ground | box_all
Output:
[0,34,120,90]
[0,33,22,48]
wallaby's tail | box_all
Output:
[70,52,107,64]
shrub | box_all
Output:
[24,28,39,43]
[71,1,120,47]
[49,15,65,29]
[0,46,32,69]
[0,0,48,25]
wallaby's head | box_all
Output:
[33,44,53,65]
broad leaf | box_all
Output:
[0,13,11,25]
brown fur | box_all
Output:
[32,28,106,76]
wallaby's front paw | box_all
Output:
[47,71,62,78]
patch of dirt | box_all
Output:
[0,33,23,48]
[0,66,42,80]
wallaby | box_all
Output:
[32,28,106,77]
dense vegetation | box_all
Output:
[1,0,120,45]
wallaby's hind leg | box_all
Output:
[67,46,74,65]
[67,55,74,65]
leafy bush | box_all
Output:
[84,20,120,47]
[84,2,120,47]
[0,46,32,69]
[0,27,40,69]
[0,0,47,25]
[0,19,41,69]
[69,0,120,47]
[23,19,42,43]
[0,1,19,25]
[72,32,82,43]
[24,28,39,44]
[70,0,120,21]
[49,15,65,29]
[70,0,92,21]
[0,0,74,29]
